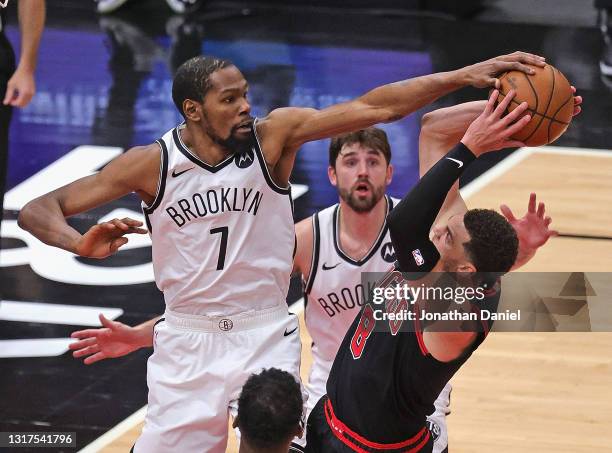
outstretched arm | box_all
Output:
[256,52,545,186]
[418,87,581,268]
[69,315,161,365]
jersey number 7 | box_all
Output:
[210,226,229,270]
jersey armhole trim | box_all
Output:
[304,213,320,295]
[142,139,168,215]
[252,118,291,195]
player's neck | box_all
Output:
[337,196,387,260]
[180,124,233,166]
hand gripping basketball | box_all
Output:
[460,89,531,155]
[497,64,578,146]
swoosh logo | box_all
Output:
[446,157,463,168]
[322,262,341,271]
[172,167,195,177]
[283,326,298,337]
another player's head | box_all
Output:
[172,55,253,153]
[328,127,393,213]
[234,368,303,453]
[430,208,518,279]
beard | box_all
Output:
[204,113,254,156]
[338,180,386,213]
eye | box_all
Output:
[345,159,356,167]
[368,159,380,167]
[223,97,234,104]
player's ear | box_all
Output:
[183,99,201,122]
[328,165,338,186]
[386,163,394,185]
[456,262,477,275]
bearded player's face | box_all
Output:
[201,66,254,152]
[329,143,392,213]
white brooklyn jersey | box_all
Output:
[304,196,399,363]
[143,121,295,316]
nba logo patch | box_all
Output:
[412,249,424,266]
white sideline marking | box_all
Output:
[460,145,612,200]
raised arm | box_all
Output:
[279,52,543,149]
[3,0,45,107]
[254,52,545,186]
[18,144,160,257]
[419,101,487,224]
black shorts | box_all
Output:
[306,396,434,453]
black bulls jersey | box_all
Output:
[326,269,501,446]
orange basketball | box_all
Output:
[498,64,574,146]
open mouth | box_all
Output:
[354,182,371,195]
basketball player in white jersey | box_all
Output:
[67,120,561,453]
[19,53,547,452]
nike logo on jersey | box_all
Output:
[446,157,463,168]
[283,326,298,336]
[322,262,341,271]
[172,167,195,177]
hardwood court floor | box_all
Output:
[99,148,612,452]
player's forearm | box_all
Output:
[359,70,468,122]
[419,101,487,176]
[18,197,81,253]
[133,316,161,348]
[17,0,45,73]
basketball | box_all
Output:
[498,64,574,146]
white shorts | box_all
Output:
[302,354,452,453]
[133,305,303,453]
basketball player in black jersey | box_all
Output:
[305,88,582,452]
[19,51,551,452]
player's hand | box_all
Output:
[3,67,36,107]
[69,314,145,365]
[460,51,546,89]
[571,85,582,116]
[501,193,558,252]
[74,217,147,258]
[460,89,530,155]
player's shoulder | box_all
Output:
[108,143,162,181]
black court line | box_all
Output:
[557,233,612,241]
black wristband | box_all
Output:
[387,142,477,272]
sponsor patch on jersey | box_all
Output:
[381,242,396,263]
[412,249,425,266]
[235,148,255,168]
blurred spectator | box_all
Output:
[1,0,45,237]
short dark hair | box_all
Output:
[463,209,518,275]
[328,127,392,167]
[172,55,233,118]
[237,368,303,450]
